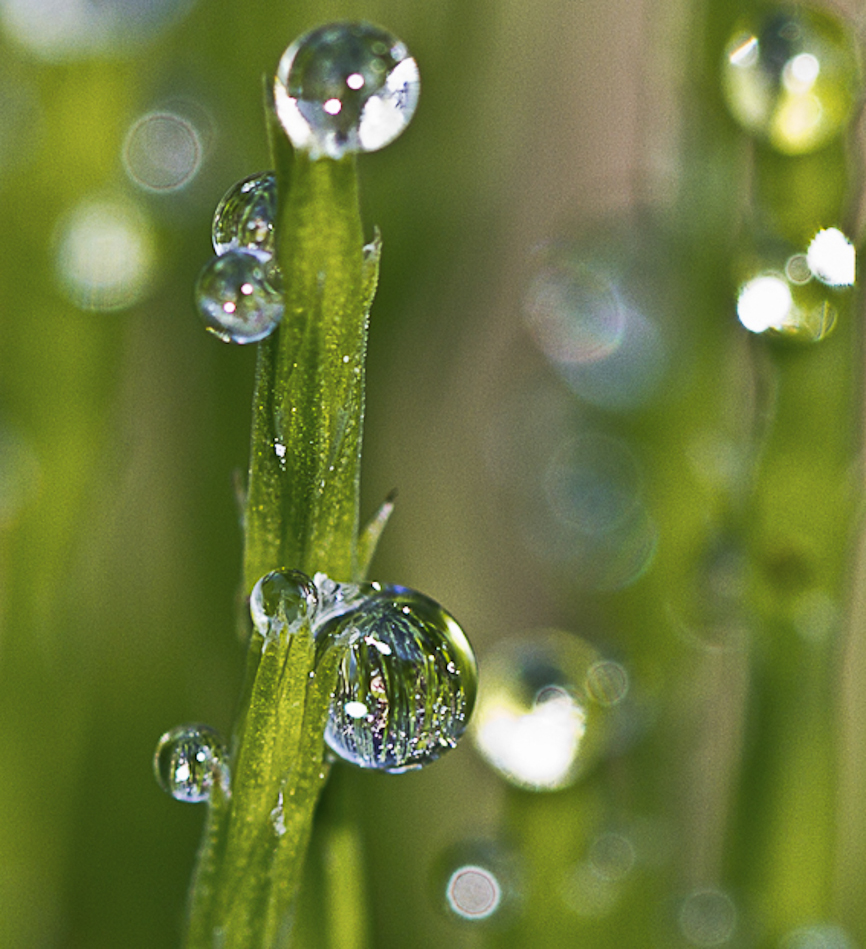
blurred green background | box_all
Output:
[1,0,866,946]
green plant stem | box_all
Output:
[185,114,382,944]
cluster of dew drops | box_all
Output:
[194,21,420,344]
[158,24,458,804]
[155,568,478,803]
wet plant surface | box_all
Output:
[1,1,865,948]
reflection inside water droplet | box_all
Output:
[212,172,277,257]
[274,21,420,160]
[153,724,230,803]
[316,581,477,772]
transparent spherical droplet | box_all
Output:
[315,583,477,772]
[195,248,283,344]
[274,21,420,160]
[154,724,230,803]
[212,172,277,256]
[250,568,318,645]
[722,7,862,154]
[471,630,615,791]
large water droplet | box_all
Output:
[471,630,615,791]
[722,7,861,154]
[274,21,420,160]
[212,172,277,257]
[315,583,477,772]
[154,724,230,803]
[250,568,318,646]
[195,247,283,344]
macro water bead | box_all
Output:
[212,172,277,257]
[250,568,318,645]
[153,724,230,804]
[315,583,477,773]
[722,6,862,154]
[274,22,420,160]
[195,247,283,344]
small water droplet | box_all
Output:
[153,724,230,803]
[195,248,284,344]
[721,6,861,154]
[212,172,277,256]
[250,568,318,647]
[315,581,477,772]
[274,21,420,160]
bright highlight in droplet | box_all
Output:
[784,53,820,92]
[344,701,368,719]
[323,98,343,115]
[729,35,758,67]
[346,72,365,90]
[807,228,855,286]
[737,274,792,333]
[446,865,502,920]
[475,687,587,790]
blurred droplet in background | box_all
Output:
[434,839,521,925]
[123,110,203,193]
[782,924,855,949]
[807,228,855,287]
[54,196,155,311]
[678,888,737,947]
[471,630,616,791]
[721,6,862,154]
[0,0,195,60]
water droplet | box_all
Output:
[0,0,194,61]
[195,248,284,344]
[315,582,477,772]
[212,172,277,257]
[435,839,522,924]
[588,832,636,881]
[678,889,737,946]
[274,21,420,160]
[55,196,155,311]
[153,724,230,803]
[722,7,862,154]
[123,110,202,192]
[250,568,318,646]
[471,630,613,791]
